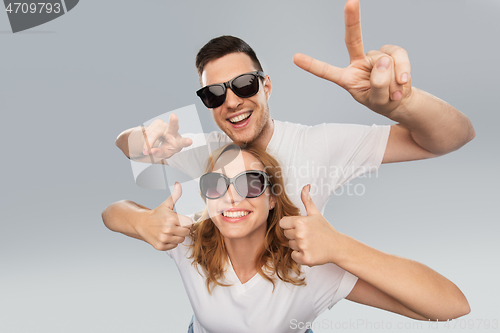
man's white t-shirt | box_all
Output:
[167,120,390,215]
[168,238,359,333]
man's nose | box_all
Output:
[224,87,244,109]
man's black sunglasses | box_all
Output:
[196,71,265,109]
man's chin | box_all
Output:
[227,130,256,145]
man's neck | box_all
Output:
[250,118,275,149]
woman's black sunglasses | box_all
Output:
[200,170,270,200]
[196,71,265,109]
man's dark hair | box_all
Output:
[195,35,263,78]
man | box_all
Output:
[103,0,474,251]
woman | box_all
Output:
[103,143,470,333]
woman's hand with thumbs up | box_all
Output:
[279,185,342,266]
[102,182,192,251]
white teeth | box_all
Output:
[229,112,251,123]
[222,211,250,218]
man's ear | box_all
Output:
[263,75,272,100]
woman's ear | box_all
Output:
[269,195,277,210]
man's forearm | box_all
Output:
[388,87,475,155]
[102,200,148,241]
[115,127,142,159]
[333,233,470,320]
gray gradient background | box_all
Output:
[1,1,498,332]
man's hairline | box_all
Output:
[198,51,262,87]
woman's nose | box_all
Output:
[223,183,244,206]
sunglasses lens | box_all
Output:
[200,85,226,108]
[201,171,268,199]
[197,73,262,108]
[235,172,266,198]
[232,74,259,97]
[201,173,227,199]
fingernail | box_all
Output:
[143,149,149,155]
[307,184,311,199]
[401,73,408,83]
[392,91,402,101]
[377,57,390,71]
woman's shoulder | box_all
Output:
[166,236,194,261]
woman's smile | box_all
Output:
[220,208,252,222]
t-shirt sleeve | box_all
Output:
[166,237,192,263]
[304,123,390,192]
[307,263,359,316]
[328,271,358,309]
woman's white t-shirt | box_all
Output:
[167,238,358,333]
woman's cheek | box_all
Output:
[207,201,219,220]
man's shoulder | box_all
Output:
[273,119,389,136]
[274,119,348,131]
[273,119,307,129]
[272,119,309,138]
[272,119,343,139]
[269,119,388,154]
[183,130,232,145]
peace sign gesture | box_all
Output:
[293,0,412,117]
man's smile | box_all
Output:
[227,111,252,128]
[228,111,252,123]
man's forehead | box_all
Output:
[201,53,257,86]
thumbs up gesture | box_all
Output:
[279,185,340,266]
[137,182,193,251]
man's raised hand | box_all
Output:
[134,113,192,162]
[293,0,412,117]
[136,182,193,251]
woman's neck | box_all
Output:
[224,232,265,284]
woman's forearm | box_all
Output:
[102,200,149,241]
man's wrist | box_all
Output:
[327,231,351,266]
[386,87,422,124]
